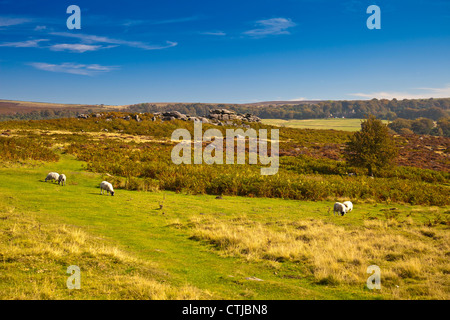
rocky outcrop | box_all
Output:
[76,108,261,126]
[160,111,187,121]
[208,109,261,123]
[151,108,260,125]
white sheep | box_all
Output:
[58,174,66,186]
[343,201,353,212]
[333,202,347,216]
[100,181,115,196]
[45,172,60,183]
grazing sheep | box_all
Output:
[58,174,66,186]
[333,202,347,216]
[343,201,353,212]
[100,181,115,196]
[45,172,60,183]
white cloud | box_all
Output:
[49,43,110,53]
[0,38,110,53]
[0,16,30,27]
[289,97,307,101]
[0,39,49,48]
[415,85,450,97]
[28,62,118,76]
[34,25,47,31]
[349,85,450,100]
[201,31,226,36]
[243,18,296,37]
[49,32,178,50]
[138,41,178,50]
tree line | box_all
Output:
[0,109,89,121]
[388,117,450,137]
[127,98,450,121]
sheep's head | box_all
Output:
[111,191,115,196]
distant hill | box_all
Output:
[0,100,125,121]
[245,100,324,107]
[1,97,449,122]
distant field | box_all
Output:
[0,99,126,115]
[263,118,390,132]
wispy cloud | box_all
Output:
[49,32,177,50]
[243,18,296,38]
[122,19,146,27]
[0,38,111,52]
[349,85,450,99]
[289,97,308,101]
[122,15,202,27]
[152,15,201,25]
[49,43,111,53]
[200,31,226,36]
[0,39,49,48]
[28,62,118,76]
[0,16,31,27]
[0,32,177,52]
[141,40,177,50]
[416,85,450,97]
[34,25,47,31]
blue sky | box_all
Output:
[0,0,449,105]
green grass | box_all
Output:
[0,155,448,299]
[263,119,390,132]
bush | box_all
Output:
[0,136,59,163]
[399,128,414,135]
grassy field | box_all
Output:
[263,119,390,132]
[0,154,448,300]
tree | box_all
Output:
[437,117,450,137]
[388,118,411,133]
[411,118,434,135]
[424,107,447,121]
[399,128,414,135]
[344,115,398,176]
[385,111,397,121]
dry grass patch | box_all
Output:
[186,215,449,299]
[0,206,206,300]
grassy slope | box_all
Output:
[263,119,390,132]
[0,155,448,299]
